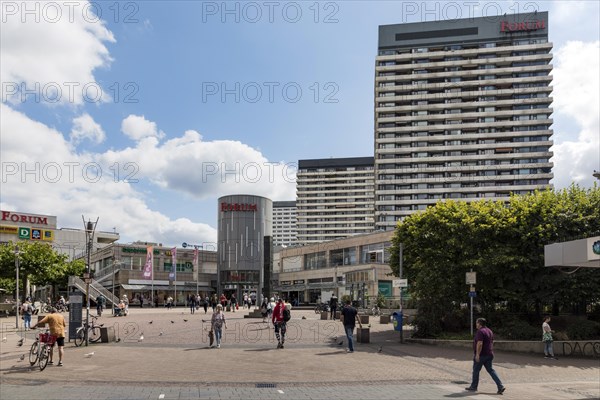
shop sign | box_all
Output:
[500,20,545,33]
[42,230,54,241]
[280,280,292,285]
[31,229,42,240]
[293,280,305,285]
[18,227,30,239]
[123,247,160,254]
[220,202,258,212]
[1,211,49,225]
[0,225,18,234]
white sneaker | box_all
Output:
[217,344,220,349]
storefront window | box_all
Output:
[304,251,326,270]
[330,247,356,266]
[360,242,392,264]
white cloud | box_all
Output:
[551,41,600,189]
[70,113,106,145]
[0,104,217,246]
[0,0,115,105]
[121,114,165,141]
[105,117,297,200]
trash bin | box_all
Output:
[392,311,403,332]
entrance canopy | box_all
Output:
[544,236,600,268]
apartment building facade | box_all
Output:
[375,12,554,230]
[272,201,297,246]
[296,157,376,244]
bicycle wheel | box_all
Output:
[38,345,50,371]
[89,327,102,343]
[29,341,39,366]
[74,328,85,347]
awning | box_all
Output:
[121,284,214,292]
[121,284,146,290]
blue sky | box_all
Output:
[1,0,599,246]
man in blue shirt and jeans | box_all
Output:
[340,299,362,353]
[466,318,506,394]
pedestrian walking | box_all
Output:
[189,294,196,314]
[203,296,209,314]
[542,316,558,360]
[340,299,362,353]
[21,299,34,330]
[231,293,237,312]
[120,295,129,315]
[272,298,288,349]
[167,296,173,310]
[220,293,227,309]
[465,318,506,395]
[211,304,227,348]
[260,298,269,322]
[329,294,338,320]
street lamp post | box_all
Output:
[15,245,20,329]
[83,216,98,346]
[112,259,119,315]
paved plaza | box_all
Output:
[1,308,598,399]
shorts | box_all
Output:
[54,337,65,347]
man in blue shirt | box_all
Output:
[465,318,506,395]
[340,299,362,353]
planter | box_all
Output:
[359,315,369,324]
[100,326,116,343]
[380,315,390,324]
[356,327,370,343]
[321,311,329,320]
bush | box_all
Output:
[566,320,600,340]
[441,309,470,333]
[413,314,443,338]
[496,319,540,340]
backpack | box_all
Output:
[283,307,291,322]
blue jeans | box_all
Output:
[214,327,222,346]
[470,354,503,390]
[23,314,31,329]
[344,325,355,352]
[544,341,554,356]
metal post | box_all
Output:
[112,260,116,315]
[15,245,20,330]
[83,217,98,347]
[399,243,404,343]
[470,295,474,337]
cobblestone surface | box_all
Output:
[1,308,598,399]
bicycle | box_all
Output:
[371,305,381,316]
[74,315,104,346]
[314,303,330,314]
[28,329,56,371]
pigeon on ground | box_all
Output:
[148,321,153,324]
[301,316,306,320]
[17,338,24,347]
[1,337,7,343]
[138,333,144,342]
[338,340,344,346]
[183,319,188,322]
[19,354,25,361]
[377,346,383,353]
[84,352,95,358]
[116,338,121,343]
[171,321,175,324]
[159,331,163,336]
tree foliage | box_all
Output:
[389,185,600,337]
[0,241,82,298]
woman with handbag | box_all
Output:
[542,316,557,360]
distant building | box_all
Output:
[272,201,297,246]
[296,157,375,244]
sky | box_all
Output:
[1,0,599,247]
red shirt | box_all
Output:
[272,302,284,323]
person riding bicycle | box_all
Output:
[96,294,106,316]
[31,307,66,366]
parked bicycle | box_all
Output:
[28,329,56,371]
[74,315,103,346]
[371,305,381,316]
[314,303,330,314]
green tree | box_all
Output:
[389,185,600,337]
[0,241,77,299]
